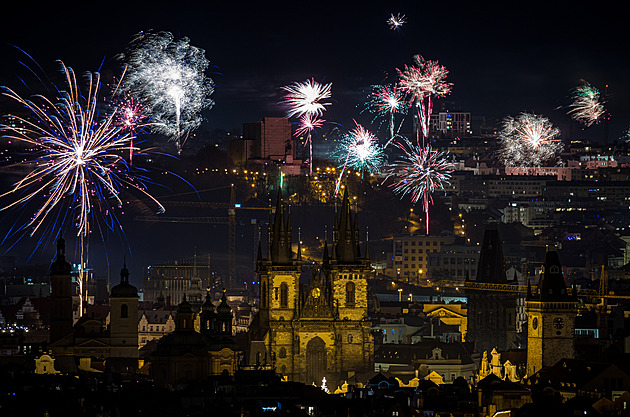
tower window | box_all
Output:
[279,347,287,358]
[280,282,288,308]
[346,282,355,306]
[121,304,128,319]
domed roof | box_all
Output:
[110,263,138,298]
[177,294,193,314]
[201,292,215,314]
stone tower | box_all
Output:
[49,238,73,344]
[526,249,577,376]
[109,262,139,357]
[466,225,518,352]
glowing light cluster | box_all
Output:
[388,138,453,234]
[119,31,215,153]
[387,13,406,30]
[498,113,563,167]
[398,55,452,140]
[568,80,606,127]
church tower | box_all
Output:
[466,225,518,352]
[50,238,73,344]
[109,262,139,357]
[526,249,577,376]
[257,189,302,326]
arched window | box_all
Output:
[347,334,353,343]
[261,282,267,308]
[346,282,355,306]
[280,282,288,308]
[279,347,287,358]
[121,304,128,319]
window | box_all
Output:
[346,282,355,306]
[280,282,288,308]
[121,304,128,319]
[348,334,353,343]
[279,347,287,358]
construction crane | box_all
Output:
[134,184,270,288]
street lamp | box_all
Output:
[398,288,403,302]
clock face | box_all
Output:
[553,317,565,329]
[532,317,538,330]
[311,287,321,298]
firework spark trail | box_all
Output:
[387,138,453,234]
[387,13,406,30]
[397,55,452,143]
[363,84,407,147]
[119,31,214,154]
[333,121,386,194]
[282,78,332,174]
[0,61,164,312]
[498,113,563,167]
[568,80,606,127]
[294,114,324,176]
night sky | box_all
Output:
[1,1,628,136]
[0,1,628,285]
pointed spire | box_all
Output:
[120,258,130,284]
[257,240,263,264]
[526,277,532,300]
[323,241,329,263]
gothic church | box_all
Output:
[249,190,374,386]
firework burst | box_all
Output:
[0,61,164,311]
[334,121,386,194]
[364,84,407,146]
[119,31,215,153]
[498,113,563,167]
[568,80,606,127]
[388,138,452,234]
[398,55,452,141]
[387,13,406,30]
[281,78,332,118]
[282,78,332,174]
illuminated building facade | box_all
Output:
[251,190,374,386]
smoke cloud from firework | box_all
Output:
[119,31,215,153]
[568,80,606,127]
[498,113,563,167]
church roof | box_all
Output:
[530,250,573,301]
[474,225,509,284]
